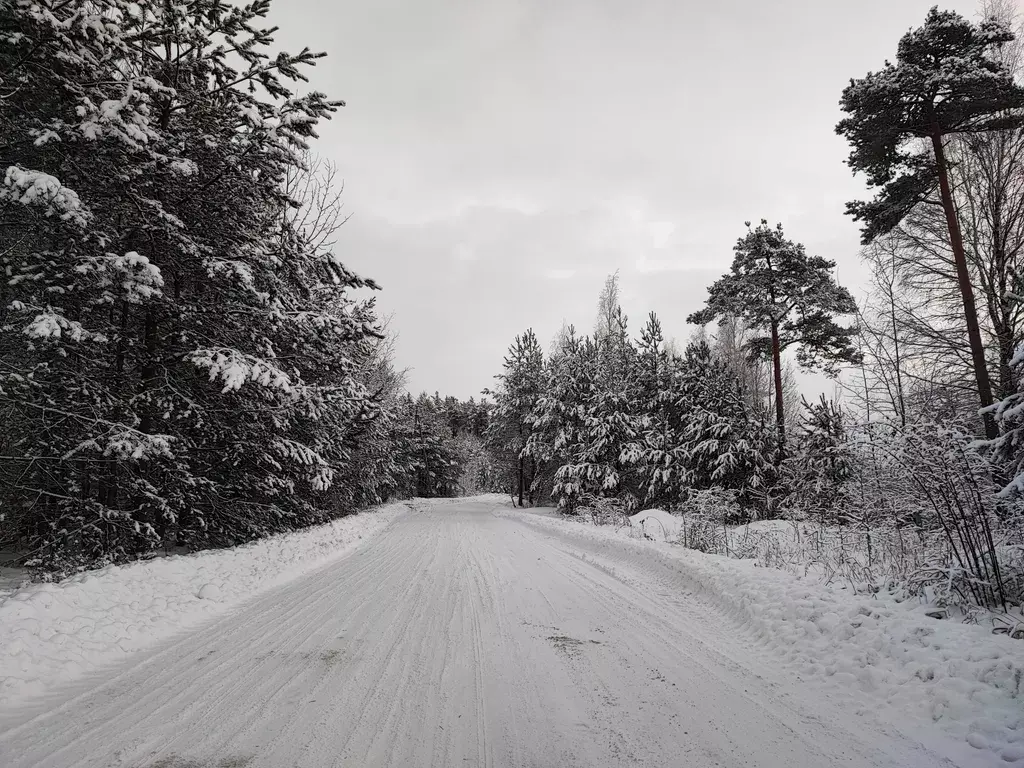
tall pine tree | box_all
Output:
[688,221,859,446]
[837,7,1024,438]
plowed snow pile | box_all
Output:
[0,503,406,706]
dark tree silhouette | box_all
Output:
[836,7,1024,438]
[688,221,859,444]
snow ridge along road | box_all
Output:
[0,501,979,767]
[0,503,408,707]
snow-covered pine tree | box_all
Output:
[679,340,775,520]
[784,395,853,522]
[563,300,646,508]
[635,313,688,508]
[485,329,545,506]
[309,313,407,508]
[389,394,464,499]
[986,339,1024,497]
[524,326,595,512]
[1,0,383,567]
[454,431,500,496]
[1,0,173,565]
[444,396,499,494]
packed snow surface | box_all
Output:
[508,507,1024,768]
[0,503,406,706]
[0,499,1018,767]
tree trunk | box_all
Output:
[887,280,907,428]
[995,310,1016,401]
[992,229,1017,400]
[516,421,525,507]
[988,192,1016,400]
[770,319,786,447]
[138,309,159,435]
[931,132,998,440]
[517,455,524,508]
[528,456,537,506]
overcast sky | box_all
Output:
[271,0,981,400]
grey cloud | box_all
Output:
[272,0,980,397]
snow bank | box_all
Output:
[629,508,682,541]
[0,503,407,707]
[501,508,1024,767]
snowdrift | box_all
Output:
[0,503,406,707]
[629,508,682,541]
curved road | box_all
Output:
[0,501,956,768]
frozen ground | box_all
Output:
[0,499,1017,767]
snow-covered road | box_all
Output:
[0,501,964,768]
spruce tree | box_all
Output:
[333,336,406,507]
[635,313,689,508]
[524,327,596,512]
[547,286,647,511]
[390,394,464,499]
[0,0,382,567]
[785,396,853,522]
[679,340,774,517]
[485,329,544,506]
